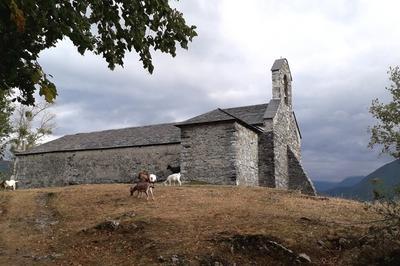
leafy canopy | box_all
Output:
[366,67,400,263]
[369,66,400,158]
[0,0,197,105]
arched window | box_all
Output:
[283,75,289,105]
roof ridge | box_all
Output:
[64,122,178,137]
[217,108,263,133]
[223,102,268,110]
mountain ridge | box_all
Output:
[314,176,365,193]
[323,159,400,201]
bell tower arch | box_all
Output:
[271,58,293,109]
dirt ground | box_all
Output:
[0,184,380,265]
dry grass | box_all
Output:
[0,184,379,265]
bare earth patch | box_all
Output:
[0,184,381,265]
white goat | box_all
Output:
[149,174,157,183]
[164,173,181,186]
[3,180,18,190]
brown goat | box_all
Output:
[137,170,150,183]
[130,182,154,200]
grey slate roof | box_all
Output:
[178,103,268,126]
[224,104,269,125]
[177,109,233,125]
[264,99,280,119]
[18,103,275,156]
[271,58,292,81]
[18,123,181,155]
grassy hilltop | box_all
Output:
[0,184,394,265]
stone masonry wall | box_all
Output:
[180,122,237,185]
[233,123,258,186]
[272,103,289,189]
[271,102,302,189]
[288,149,316,195]
[257,132,275,187]
[15,144,180,188]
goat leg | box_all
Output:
[149,187,154,200]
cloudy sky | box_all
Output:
[36,0,399,182]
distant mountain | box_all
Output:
[324,159,400,201]
[335,176,365,187]
[314,176,365,194]
[313,180,338,192]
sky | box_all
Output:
[36,0,400,182]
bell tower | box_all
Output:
[271,58,293,109]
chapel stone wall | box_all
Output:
[15,144,180,188]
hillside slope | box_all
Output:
[335,175,365,187]
[325,159,400,201]
[0,184,384,265]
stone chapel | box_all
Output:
[14,58,316,195]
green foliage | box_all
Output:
[0,0,197,105]
[368,189,400,236]
[357,183,400,265]
[367,82,400,258]
[369,66,400,158]
[0,91,14,159]
[370,176,400,202]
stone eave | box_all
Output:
[217,108,264,133]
